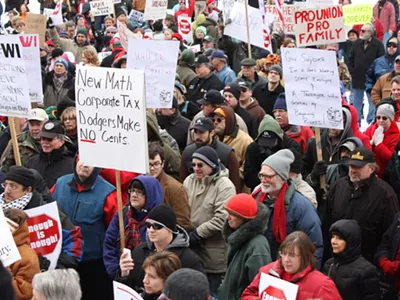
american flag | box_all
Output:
[275,0,285,26]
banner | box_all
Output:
[127,39,179,108]
[282,48,343,129]
[75,66,149,173]
[259,273,298,300]
[113,281,144,300]
[0,36,31,117]
[128,9,145,24]
[143,0,168,20]
[178,15,193,44]
[25,202,62,270]
[0,209,21,267]
[90,0,114,16]
[25,13,47,47]
[294,5,346,46]
[343,4,373,26]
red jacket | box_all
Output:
[364,121,400,178]
[374,1,396,32]
[174,0,195,23]
[242,260,341,300]
[100,168,139,204]
[285,126,314,153]
[353,17,384,41]
[342,101,372,150]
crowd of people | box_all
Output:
[1,0,400,299]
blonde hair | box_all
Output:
[142,252,181,281]
[82,48,99,66]
[61,106,76,123]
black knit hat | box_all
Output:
[51,48,64,59]
[192,146,220,173]
[5,166,35,188]
[147,205,178,234]
[224,83,241,101]
[290,149,303,174]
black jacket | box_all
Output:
[376,212,400,263]
[323,220,380,300]
[348,37,385,89]
[383,140,400,203]
[234,106,258,139]
[252,82,285,116]
[325,175,400,262]
[24,146,74,188]
[157,111,191,153]
[0,260,15,300]
[186,73,224,103]
[100,47,125,68]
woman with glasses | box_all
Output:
[242,231,341,300]
[364,102,400,178]
[60,106,77,147]
[103,175,164,278]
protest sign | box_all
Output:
[98,51,112,62]
[0,36,31,117]
[222,0,244,21]
[294,5,346,47]
[178,15,193,44]
[128,9,145,24]
[343,4,373,26]
[117,20,136,50]
[263,23,272,53]
[306,0,337,5]
[185,44,201,53]
[90,0,114,16]
[127,39,179,108]
[259,273,299,300]
[143,0,168,20]
[25,13,47,47]
[75,66,149,173]
[265,5,301,33]
[25,202,62,270]
[281,48,343,129]
[0,209,21,267]
[113,281,144,300]
[50,0,64,25]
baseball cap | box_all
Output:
[340,140,357,152]
[257,131,278,148]
[210,107,226,118]
[28,108,49,122]
[237,80,250,90]
[241,58,256,66]
[347,146,376,167]
[203,35,214,42]
[40,120,65,139]
[396,55,400,62]
[45,40,55,47]
[209,50,225,60]
[197,90,225,105]
[192,118,214,132]
[193,55,210,66]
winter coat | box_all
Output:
[342,102,372,149]
[214,65,236,85]
[242,260,341,300]
[0,260,15,300]
[348,37,385,89]
[103,176,163,278]
[116,226,205,290]
[284,125,314,154]
[291,173,317,208]
[245,99,266,127]
[252,181,324,268]
[176,62,197,89]
[374,1,395,32]
[325,175,400,262]
[186,73,225,103]
[364,120,400,178]
[43,71,75,108]
[9,222,40,300]
[252,82,285,116]
[218,203,272,300]
[371,71,397,106]
[384,140,400,202]
[233,105,258,139]
[323,220,380,300]
[183,167,236,273]
[100,47,125,68]
[156,111,191,153]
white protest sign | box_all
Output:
[43,8,54,18]
[307,0,337,5]
[98,51,112,62]
[143,0,168,20]
[90,0,114,16]
[117,20,135,50]
[112,0,121,3]
[178,15,193,44]
[282,48,343,129]
[113,281,144,300]
[263,23,272,53]
[185,44,200,53]
[259,273,299,300]
[25,202,62,270]
[0,209,21,267]
[265,5,301,34]
[75,66,149,173]
[45,0,63,25]
[127,39,179,108]
[0,36,31,118]
[294,5,346,47]
[128,9,145,24]
[222,0,244,21]
[19,34,43,103]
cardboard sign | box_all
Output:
[178,15,193,44]
[90,0,114,16]
[265,5,301,34]
[259,273,299,300]
[282,48,343,129]
[143,0,168,20]
[343,4,373,26]
[113,281,144,300]
[128,9,145,24]
[25,13,47,47]
[25,202,62,270]
[0,209,21,267]
[0,36,31,117]
[294,5,346,47]
[127,39,180,108]
[117,20,136,50]
[75,66,149,173]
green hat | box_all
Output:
[203,35,214,42]
[76,28,87,38]
[195,26,207,36]
[180,49,195,64]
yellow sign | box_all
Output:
[343,4,373,26]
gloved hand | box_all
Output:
[189,231,202,249]
[38,255,51,271]
[311,160,327,181]
[47,17,54,29]
[372,126,384,146]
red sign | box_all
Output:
[261,286,286,300]
[179,19,191,35]
[27,214,60,256]
[263,29,270,48]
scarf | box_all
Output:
[0,193,33,210]
[124,208,148,250]
[53,72,68,93]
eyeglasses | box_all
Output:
[146,222,165,230]
[212,117,224,124]
[376,116,388,121]
[258,173,278,180]
[40,136,54,142]
[64,117,76,121]
[279,251,301,259]
[1,182,20,190]
[149,161,162,168]
[192,162,204,168]
[128,188,145,196]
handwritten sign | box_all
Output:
[306,0,337,5]
[0,36,31,117]
[25,13,47,47]
[117,20,136,50]
[127,39,179,108]
[50,0,64,25]
[265,5,301,34]
[178,15,193,44]
[222,0,244,21]
[0,209,21,267]
[294,5,346,47]
[90,0,114,16]
[128,9,145,24]
[98,51,112,62]
[25,202,62,270]
[113,281,144,300]
[75,66,149,173]
[144,0,168,20]
[343,4,373,25]
[259,273,298,300]
[282,48,343,129]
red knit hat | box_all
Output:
[207,0,215,4]
[224,194,258,219]
[171,33,183,42]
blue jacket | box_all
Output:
[214,64,236,85]
[103,175,163,278]
[365,50,398,91]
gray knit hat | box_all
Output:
[376,103,395,121]
[270,64,283,77]
[262,149,295,181]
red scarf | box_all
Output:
[252,182,288,243]
[124,209,147,250]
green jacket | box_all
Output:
[218,203,272,300]
[256,115,283,141]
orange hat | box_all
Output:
[212,107,227,118]
[224,194,258,219]
[265,53,280,65]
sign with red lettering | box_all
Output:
[265,5,302,34]
[294,5,346,46]
[25,202,62,270]
[263,25,272,52]
[180,18,191,35]
[144,0,168,20]
[178,16,193,43]
[259,273,298,300]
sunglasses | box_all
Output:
[376,116,388,121]
[240,87,248,93]
[388,44,398,48]
[212,117,223,123]
[192,162,204,168]
[146,222,165,230]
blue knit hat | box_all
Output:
[54,58,68,71]
[273,93,287,111]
